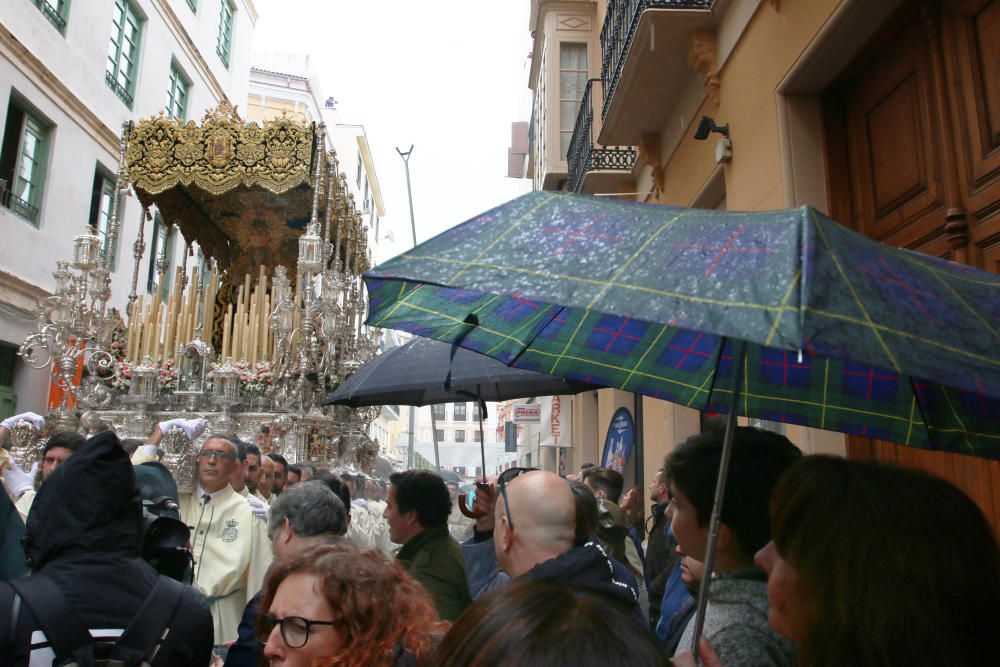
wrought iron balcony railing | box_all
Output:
[31,0,67,32]
[600,0,714,120]
[105,71,134,108]
[567,79,637,193]
[0,181,40,224]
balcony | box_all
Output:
[31,0,67,33]
[599,0,721,145]
[105,71,134,108]
[0,180,40,225]
[567,79,637,194]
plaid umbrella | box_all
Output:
[363,191,1000,460]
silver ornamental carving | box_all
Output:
[9,420,44,470]
[160,426,199,493]
[15,119,395,478]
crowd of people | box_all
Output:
[1,411,998,666]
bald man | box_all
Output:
[494,470,643,623]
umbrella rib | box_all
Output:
[939,389,975,455]
[505,306,569,370]
[523,347,719,394]
[547,307,595,378]
[810,211,900,372]
[445,193,557,285]
[821,359,830,430]
[389,254,796,314]
[903,256,1000,343]
[804,308,1000,369]
[896,252,1000,287]
[763,268,802,348]
[621,325,669,396]
[904,378,935,450]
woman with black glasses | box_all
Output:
[258,543,444,666]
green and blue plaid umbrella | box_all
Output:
[364,191,1000,460]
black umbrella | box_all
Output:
[325,336,604,477]
[326,336,603,407]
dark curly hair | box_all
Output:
[260,543,444,667]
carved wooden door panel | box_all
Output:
[823,0,1000,537]
[947,0,1000,268]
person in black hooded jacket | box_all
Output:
[0,430,213,666]
[493,470,644,626]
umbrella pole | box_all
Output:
[689,339,747,653]
[430,409,441,472]
[478,400,487,480]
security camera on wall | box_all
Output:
[693,115,730,141]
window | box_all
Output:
[455,429,466,443]
[166,62,190,121]
[216,0,235,68]
[431,404,446,420]
[434,428,444,442]
[186,0,197,11]
[147,214,173,301]
[559,42,588,158]
[89,167,118,270]
[106,0,143,107]
[471,402,482,422]
[363,178,369,211]
[31,0,69,33]
[473,430,482,443]
[453,402,467,421]
[0,97,51,226]
[356,152,363,186]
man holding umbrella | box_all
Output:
[665,427,800,664]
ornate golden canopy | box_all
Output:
[124,101,345,273]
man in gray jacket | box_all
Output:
[665,427,801,666]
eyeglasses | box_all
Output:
[198,448,237,461]
[497,467,538,531]
[256,613,336,649]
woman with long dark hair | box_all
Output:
[676,455,1000,667]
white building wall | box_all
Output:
[0,0,256,413]
[411,401,507,477]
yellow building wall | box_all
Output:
[245,94,313,124]
[591,0,851,494]
[715,0,841,211]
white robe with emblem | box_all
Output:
[180,486,273,644]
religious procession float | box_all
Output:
[7,102,382,491]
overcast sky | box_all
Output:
[252,0,534,263]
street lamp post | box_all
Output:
[396,146,440,472]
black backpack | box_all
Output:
[7,573,184,667]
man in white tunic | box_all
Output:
[181,434,273,646]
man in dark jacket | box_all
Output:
[0,431,213,665]
[495,470,643,624]
[385,470,471,620]
[645,468,676,629]
[0,489,27,580]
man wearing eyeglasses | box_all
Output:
[179,434,274,648]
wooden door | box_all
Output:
[823,0,1000,537]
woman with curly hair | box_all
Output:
[258,543,443,667]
